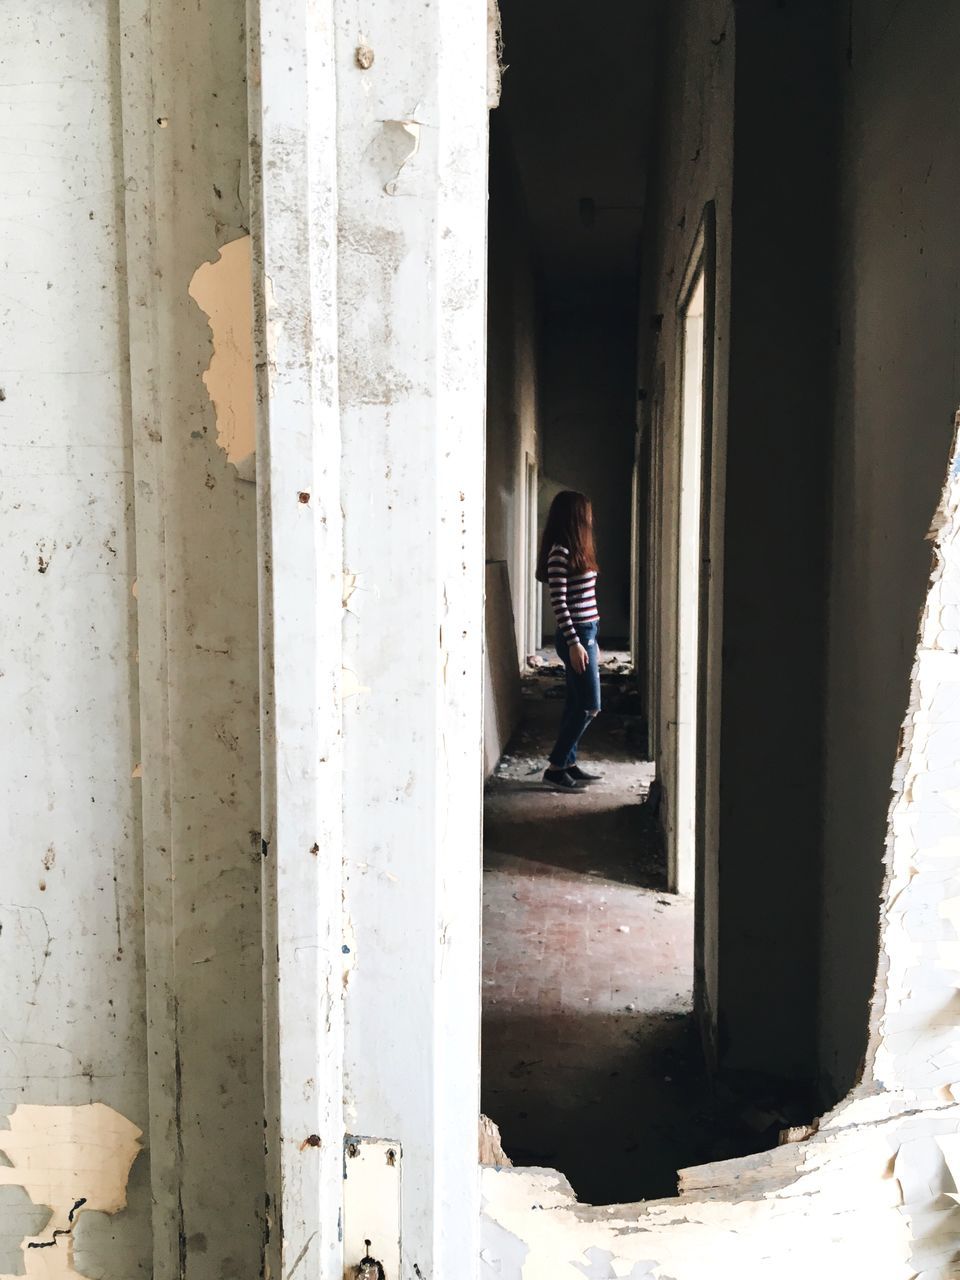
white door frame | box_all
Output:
[673,228,708,898]
[250,1,490,1276]
[247,1,345,1275]
[524,451,540,658]
[629,425,643,671]
[645,362,665,763]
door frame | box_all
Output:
[672,205,719,1050]
[251,1,489,1275]
[645,362,666,762]
[630,424,643,672]
[524,451,540,660]
[675,207,721,1059]
[673,219,708,896]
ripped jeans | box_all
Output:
[548,621,601,769]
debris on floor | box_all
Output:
[481,673,817,1203]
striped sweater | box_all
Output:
[547,543,599,643]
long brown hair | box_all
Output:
[536,490,598,581]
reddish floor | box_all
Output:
[482,676,723,1204]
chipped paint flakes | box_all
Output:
[188,235,257,480]
[0,1104,141,1280]
[383,112,423,196]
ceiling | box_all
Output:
[495,0,666,298]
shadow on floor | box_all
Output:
[482,1006,815,1204]
[482,1006,713,1203]
[481,677,812,1205]
[485,800,666,891]
[482,679,704,1202]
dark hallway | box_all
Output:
[481,665,693,1202]
[481,666,813,1203]
[481,0,960,1214]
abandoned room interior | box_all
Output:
[480,0,960,1213]
[2,0,960,1278]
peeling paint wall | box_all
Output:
[1,2,263,1278]
[0,9,152,1277]
[8,5,960,1280]
[0,1104,141,1280]
[188,235,257,481]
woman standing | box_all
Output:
[535,490,602,791]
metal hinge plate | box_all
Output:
[343,1136,401,1279]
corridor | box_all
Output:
[481,665,808,1203]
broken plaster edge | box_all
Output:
[480,419,960,1278]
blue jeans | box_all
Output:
[548,621,601,769]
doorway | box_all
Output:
[480,0,729,1205]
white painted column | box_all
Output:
[335,3,488,1274]
[247,2,345,1278]
[253,2,488,1276]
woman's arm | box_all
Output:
[547,545,579,644]
[548,547,588,674]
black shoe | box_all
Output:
[566,765,602,783]
[542,768,583,791]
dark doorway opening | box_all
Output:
[480,0,826,1203]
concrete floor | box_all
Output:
[481,672,792,1205]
